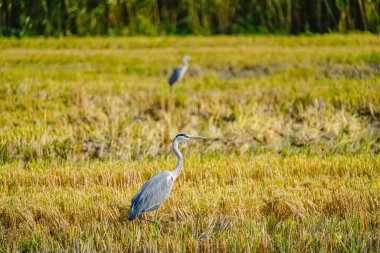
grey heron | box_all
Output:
[128,133,206,223]
[168,55,191,87]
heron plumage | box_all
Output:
[128,133,205,222]
[168,67,182,86]
[128,171,173,220]
[168,55,190,87]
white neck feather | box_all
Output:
[182,59,189,67]
[171,139,183,180]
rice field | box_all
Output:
[0,34,380,252]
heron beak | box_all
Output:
[190,135,207,140]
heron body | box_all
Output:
[168,55,191,87]
[128,133,206,221]
[128,171,173,220]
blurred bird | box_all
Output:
[128,133,206,223]
[168,55,191,88]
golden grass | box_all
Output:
[0,34,379,252]
[1,156,379,252]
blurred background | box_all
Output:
[1,0,379,37]
[0,1,379,162]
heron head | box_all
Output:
[174,133,206,143]
[182,55,191,62]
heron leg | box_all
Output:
[152,207,163,228]
[141,214,154,222]
[140,213,162,228]
[153,208,159,221]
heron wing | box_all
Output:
[168,67,182,86]
[129,171,173,220]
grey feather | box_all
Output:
[128,171,173,220]
[168,67,182,86]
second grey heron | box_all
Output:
[128,133,206,223]
[168,55,191,87]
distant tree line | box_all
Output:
[1,0,379,36]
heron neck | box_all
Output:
[182,59,189,68]
[171,139,183,180]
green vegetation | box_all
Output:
[1,0,380,36]
[0,34,380,251]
